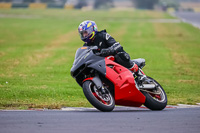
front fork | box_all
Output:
[83,73,106,94]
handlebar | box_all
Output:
[90,46,101,56]
[95,52,101,56]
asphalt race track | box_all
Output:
[174,12,200,29]
[0,107,200,133]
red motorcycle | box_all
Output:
[70,46,167,112]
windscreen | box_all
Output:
[74,47,89,59]
[73,47,90,65]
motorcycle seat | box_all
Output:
[132,58,145,68]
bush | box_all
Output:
[133,0,159,9]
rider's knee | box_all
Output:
[114,52,133,68]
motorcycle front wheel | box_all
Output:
[82,81,115,112]
[141,77,167,110]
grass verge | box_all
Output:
[0,9,199,109]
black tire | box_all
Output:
[82,81,115,112]
[141,77,167,110]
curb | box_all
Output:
[1,104,200,112]
[60,104,200,111]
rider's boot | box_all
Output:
[129,63,152,84]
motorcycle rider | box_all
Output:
[78,20,150,83]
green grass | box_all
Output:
[0,9,199,109]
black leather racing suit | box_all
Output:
[83,30,133,68]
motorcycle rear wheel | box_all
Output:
[141,77,167,110]
[82,81,115,112]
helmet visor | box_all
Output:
[79,27,93,40]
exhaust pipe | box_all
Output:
[139,84,156,90]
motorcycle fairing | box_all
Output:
[87,59,106,76]
[71,46,105,78]
[105,59,146,107]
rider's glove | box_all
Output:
[100,48,114,57]
[100,42,123,57]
